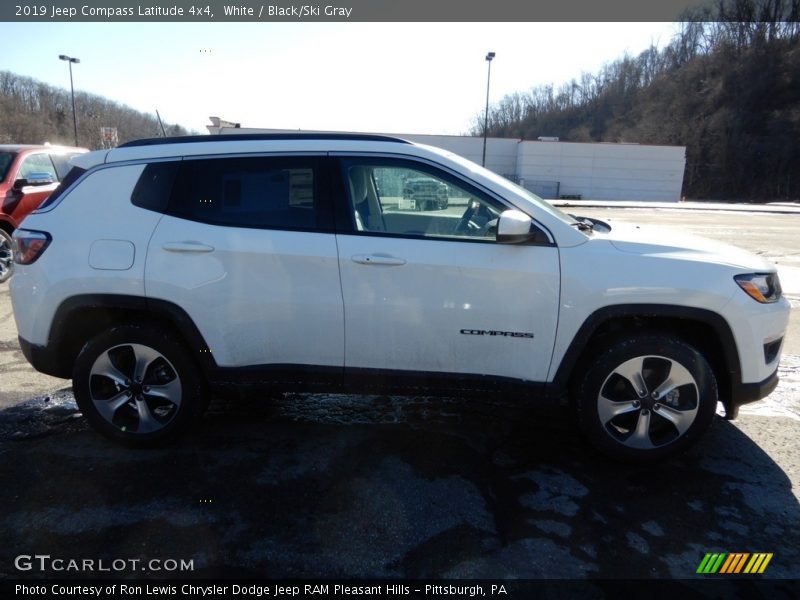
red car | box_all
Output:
[0,144,87,282]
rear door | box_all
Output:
[333,156,560,385]
[145,155,344,372]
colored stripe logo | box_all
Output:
[696,552,773,574]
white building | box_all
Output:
[514,139,686,202]
[206,118,686,202]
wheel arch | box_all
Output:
[0,217,14,236]
[554,304,741,417]
[44,294,216,379]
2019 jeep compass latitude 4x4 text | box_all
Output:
[10,134,790,460]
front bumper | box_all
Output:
[725,368,780,419]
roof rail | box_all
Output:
[118,133,411,148]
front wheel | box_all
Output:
[575,334,717,462]
[73,324,207,446]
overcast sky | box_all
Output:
[0,22,679,135]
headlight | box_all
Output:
[734,273,782,304]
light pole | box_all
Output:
[481,52,495,167]
[59,54,80,146]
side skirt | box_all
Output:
[209,364,562,402]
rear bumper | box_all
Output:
[18,336,70,379]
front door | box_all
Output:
[334,157,560,385]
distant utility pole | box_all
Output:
[58,54,80,146]
[482,52,496,167]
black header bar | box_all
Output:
[3,1,707,23]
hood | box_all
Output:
[599,221,776,272]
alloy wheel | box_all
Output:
[89,343,183,434]
[597,354,699,449]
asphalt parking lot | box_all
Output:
[0,206,798,582]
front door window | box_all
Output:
[343,160,507,242]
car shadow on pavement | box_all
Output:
[0,392,798,581]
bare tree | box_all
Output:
[0,71,192,148]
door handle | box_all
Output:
[352,254,406,266]
[162,241,215,253]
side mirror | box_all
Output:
[497,210,536,244]
[13,172,55,190]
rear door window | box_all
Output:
[169,156,326,231]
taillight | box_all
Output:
[13,229,51,265]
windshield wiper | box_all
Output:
[570,218,594,232]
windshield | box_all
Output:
[0,151,16,183]
[423,146,579,226]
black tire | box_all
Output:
[575,334,717,462]
[0,228,14,284]
[72,324,207,446]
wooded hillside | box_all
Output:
[477,0,800,200]
[0,71,191,149]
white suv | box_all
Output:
[10,134,790,460]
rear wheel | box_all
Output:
[0,228,14,283]
[73,324,207,446]
[576,334,717,462]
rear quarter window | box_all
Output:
[131,161,180,213]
